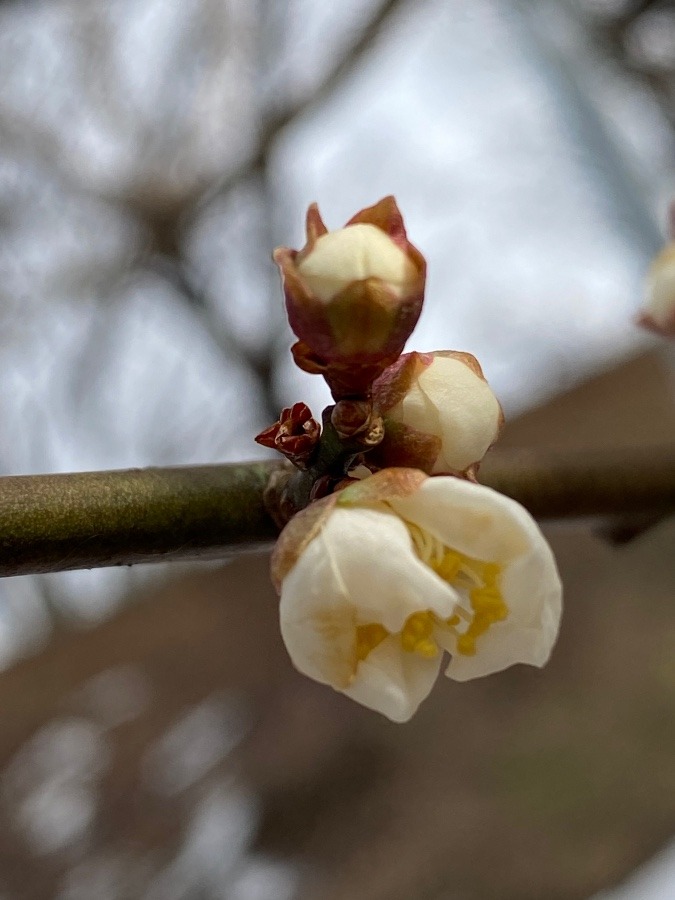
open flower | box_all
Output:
[639,243,675,339]
[273,197,426,396]
[372,351,503,474]
[272,469,562,722]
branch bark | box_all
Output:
[0,462,278,577]
[0,447,673,577]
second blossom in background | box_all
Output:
[640,242,675,338]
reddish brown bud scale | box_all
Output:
[367,420,442,473]
[345,194,408,247]
[304,203,329,243]
[639,229,675,340]
[330,399,373,438]
[371,352,425,412]
[255,402,321,467]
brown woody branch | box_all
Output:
[0,447,673,577]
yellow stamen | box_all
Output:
[353,535,508,667]
[399,611,439,659]
[456,633,477,656]
[355,612,441,664]
[436,550,463,581]
[416,639,439,659]
[471,586,508,620]
[422,539,508,656]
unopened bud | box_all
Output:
[274,197,426,382]
[255,402,321,468]
[372,351,503,474]
[331,399,372,438]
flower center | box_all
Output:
[353,527,508,666]
[445,554,507,655]
[410,526,508,656]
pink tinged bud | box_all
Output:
[273,197,426,373]
[372,351,504,475]
[639,243,675,339]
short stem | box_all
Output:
[282,407,364,512]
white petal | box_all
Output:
[315,506,458,630]
[387,477,533,564]
[298,224,416,302]
[342,635,442,722]
[279,505,458,688]
[418,357,501,472]
[389,375,441,440]
[280,473,562,712]
[279,528,357,690]
[442,537,562,680]
[386,356,500,471]
[388,477,562,680]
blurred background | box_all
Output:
[0,0,674,897]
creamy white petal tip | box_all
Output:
[298,223,417,302]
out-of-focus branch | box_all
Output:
[1,447,673,578]
[571,0,675,133]
[193,0,410,216]
[477,446,675,521]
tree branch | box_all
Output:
[192,0,410,216]
[0,462,278,577]
[0,447,673,578]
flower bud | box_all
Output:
[372,351,503,474]
[639,243,675,339]
[255,402,320,467]
[274,197,426,391]
[272,468,562,722]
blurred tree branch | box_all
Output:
[567,0,675,133]
[1,446,673,577]
[192,0,411,217]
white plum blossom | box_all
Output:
[640,243,675,338]
[373,351,503,474]
[297,223,418,303]
[272,469,562,723]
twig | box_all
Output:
[192,0,410,217]
[0,447,673,577]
